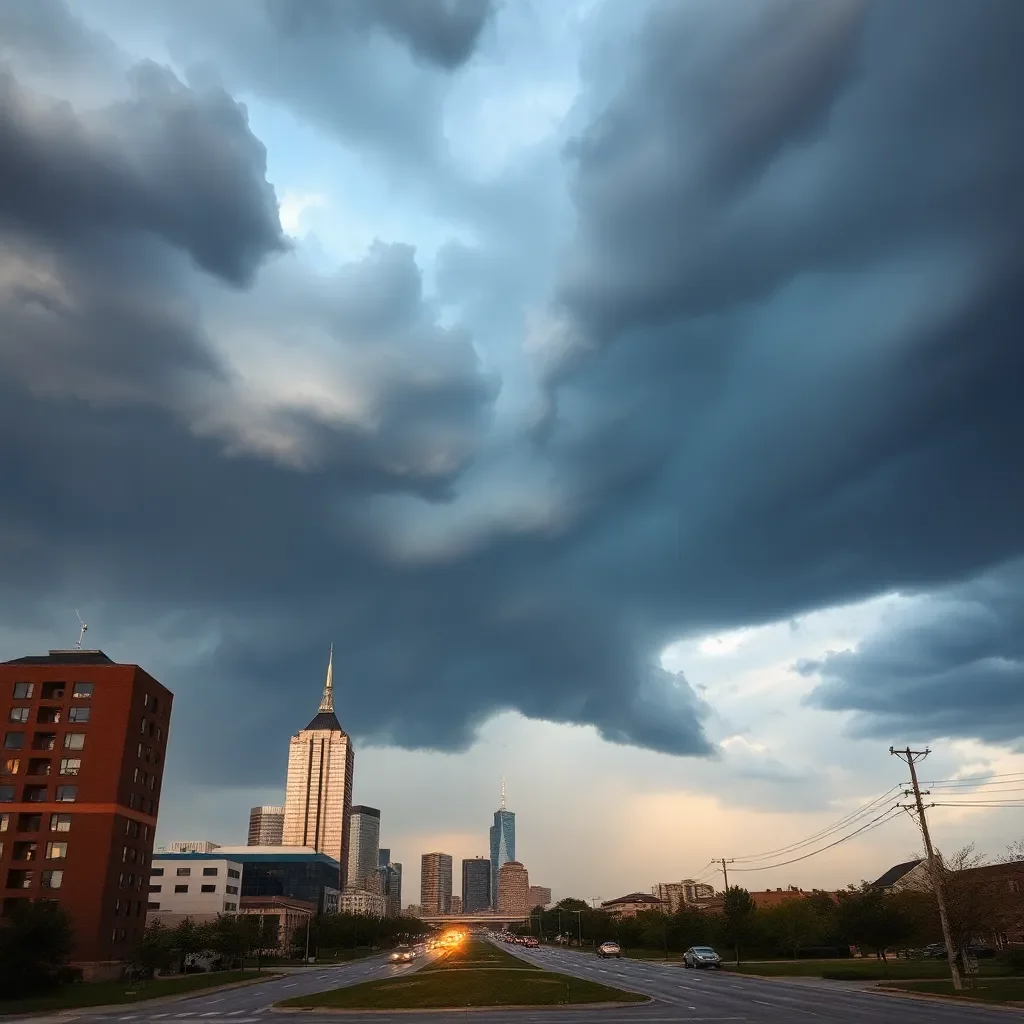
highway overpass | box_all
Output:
[415,913,529,925]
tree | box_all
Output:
[767,899,823,960]
[835,885,914,964]
[722,887,756,965]
[171,916,212,973]
[0,900,75,997]
[937,845,1005,957]
[132,919,176,976]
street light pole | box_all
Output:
[304,911,312,965]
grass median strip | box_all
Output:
[879,978,1024,1005]
[0,970,271,1015]
[279,940,646,1010]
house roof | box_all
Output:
[602,892,665,907]
[872,859,925,889]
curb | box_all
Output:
[872,985,1024,1012]
[271,999,655,1015]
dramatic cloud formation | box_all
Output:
[3,0,1024,816]
[806,560,1024,745]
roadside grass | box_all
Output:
[726,959,1004,981]
[0,970,269,1015]
[882,978,1024,1005]
[280,939,646,1010]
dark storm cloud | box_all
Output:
[4,0,1024,790]
[556,0,1023,345]
[0,60,286,286]
[265,0,494,70]
[72,0,494,167]
[805,562,1024,746]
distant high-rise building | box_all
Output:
[282,648,354,888]
[0,648,173,971]
[346,805,380,890]
[497,860,529,917]
[528,885,552,909]
[462,856,491,913]
[248,806,284,846]
[379,848,390,868]
[451,895,462,914]
[386,862,403,917]
[489,780,515,909]
[421,852,453,915]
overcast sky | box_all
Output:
[2,0,1023,905]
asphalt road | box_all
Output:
[30,943,1024,1024]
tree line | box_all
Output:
[528,843,1024,964]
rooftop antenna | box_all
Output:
[75,610,88,650]
[501,775,506,811]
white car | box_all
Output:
[683,946,721,969]
[597,941,621,959]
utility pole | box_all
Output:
[720,858,733,892]
[891,746,962,992]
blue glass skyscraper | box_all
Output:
[489,781,515,909]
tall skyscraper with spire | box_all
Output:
[282,646,355,889]
[489,778,515,910]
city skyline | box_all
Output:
[4,0,1024,911]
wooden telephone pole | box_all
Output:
[890,746,962,991]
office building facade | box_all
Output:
[451,895,462,914]
[489,806,515,909]
[420,852,452,915]
[345,805,380,890]
[528,885,552,909]
[149,847,341,915]
[0,649,173,972]
[149,854,243,916]
[462,856,491,913]
[338,888,386,916]
[248,806,284,846]
[282,650,354,888]
[497,860,529,917]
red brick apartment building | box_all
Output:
[0,650,173,976]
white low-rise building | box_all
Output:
[338,888,387,916]
[149,854,244,917]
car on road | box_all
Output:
[523,937,540,948]
[597,941,622,959]
[390,945,416,963]
[683,946,722,969]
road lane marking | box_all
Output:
[281,983,297,988]
[227,1013,246,1017]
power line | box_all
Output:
[728,786,903,864]
[917,771,1024,786]
[730,805,902,873]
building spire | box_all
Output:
[501,775,506,810]
[319,643,334,713]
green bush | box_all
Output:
[998,948,1024,975]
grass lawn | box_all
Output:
[0,970,270,1015]
[280,939,646,1010]
[882,978,1024,1005]
[726,959,1003,981]
[423,940,535,971]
